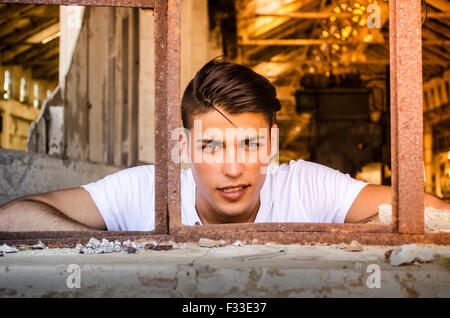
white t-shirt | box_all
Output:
[81,160,368,231]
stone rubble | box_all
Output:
[345,240,364,252]
[78,238,141,254]
[385,244,435,266]
[233,240,243,247]
[32,241,47,250]
[0,244,19,253]
[67,238,176,255]
[198,238,227,248]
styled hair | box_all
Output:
[181,58,281,130]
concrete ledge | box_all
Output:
[1,245,449,297]
[0,149,120,205]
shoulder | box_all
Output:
[283,159,352,181]
[265,159,362,195]
[105,165,154,183]
[82,165,155,194]
[267,159,331,180]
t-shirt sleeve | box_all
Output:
[81,165,155,231]
[293,160,368,223]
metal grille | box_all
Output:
[0,0,448,246]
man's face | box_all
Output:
[183,110,277,222]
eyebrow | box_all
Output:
[196,136,266,144]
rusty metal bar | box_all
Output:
[389,0,424,234]
[0,224,391,242]
[171,223,391,235]
[153,0,169,234]
[166,0,181,233]
[0,0,154,7]
[154,0,180,234]
[1,232,449,247]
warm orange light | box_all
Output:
[342,25,352,38]
[359,17,367,26]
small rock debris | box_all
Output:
[76,238,175,254]
[198,238,227,248]
[127,246,137,254]
[152,244,173,251]
[345,240,364,252]
[31,241,47,250]
[385,244,435,266]
[0,244,19,253]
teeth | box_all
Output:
[221,186,246,193]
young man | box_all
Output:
[0,59,448,231]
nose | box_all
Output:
[221,161,244,178]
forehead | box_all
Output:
[190,110,269,131]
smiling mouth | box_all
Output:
[218,184,250,193]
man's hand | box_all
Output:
[345,184,450,224]
[0,188,106,231]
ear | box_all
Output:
[179,129,191,163]
[269,123,279,158]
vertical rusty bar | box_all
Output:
[154,0,181,234]
[154,0,168,233]
[390,0,424,233]
[167,0,181,231]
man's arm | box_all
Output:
[0,188,106,231]
[345,184,450,223]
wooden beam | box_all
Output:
[253,12,450,19]
[21,49,59,67]
[254,12,352,19]
[0,4,35,21]
[240,38,385,46]
[241,0,321,59]
[9,40,58,64]
[0,18,31,38]
[0,18,58,50]
[240,39,450,46]
[0,43,33,62]
[426,0,450,12]
[31,60,58,79]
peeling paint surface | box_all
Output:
[1,244,449,297]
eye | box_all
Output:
[244,140,261,149]
[202,142,222,152]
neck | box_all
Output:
[195,189,260,225]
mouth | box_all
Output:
[217,184,250,200]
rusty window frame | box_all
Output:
[0,0,449,247]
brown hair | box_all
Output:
[181,58,281,130]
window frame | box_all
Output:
[0,0,449,247]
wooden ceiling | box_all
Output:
[0,4,59,82]
[234,0,450,85]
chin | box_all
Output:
[214,203,250,218]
